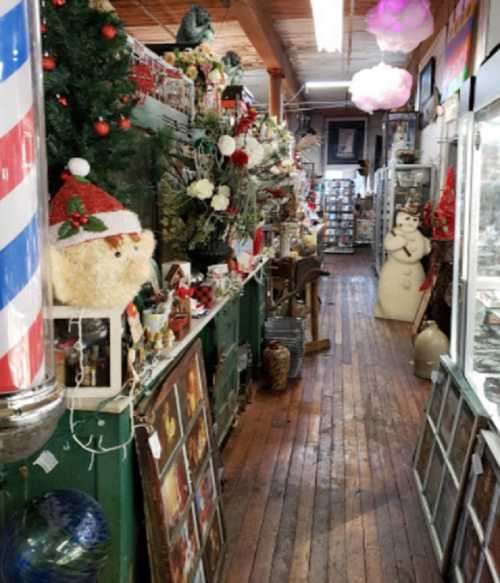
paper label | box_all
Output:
[33,450,59,474]
[431,369,442,384]
[149,431,162,460]
[472,453,483,476]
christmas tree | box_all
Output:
[41,0,139,200]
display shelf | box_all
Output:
[413,355,488,573]
[323,179,355,254]
[76,258,268,415]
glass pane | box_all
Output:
[472,450,496,531]
[460,516,482,583]
[475,100,500,278]
[54,317,111,388]
[429,373,447,427]
[439,383,460,450]
[466,99,500,420]
[450,401,474,479]
[435,468,458,547]
[416,421,434,485]
[425,446,444,514]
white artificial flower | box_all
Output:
[218,135,236,157]
[263,142,276,158]
[244,136,260,153]
[211,193,230,211]
[247,142,264,168]
[270,165,281,175]
[187,178,214,200]
[217,185,231,198]
[208,68,223,84]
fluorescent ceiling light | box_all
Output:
[306,81,351,89]
[311,0,344,53]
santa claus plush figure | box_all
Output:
[49,158,155,309]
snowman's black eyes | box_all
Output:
[405,216,410,221]
[115,251,122,258]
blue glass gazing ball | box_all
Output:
[0,489,111,583]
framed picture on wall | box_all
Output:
[419,57,436,112]
[327,120,365,165]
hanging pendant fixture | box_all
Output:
[350,62,413,114]
[367,0,434,53]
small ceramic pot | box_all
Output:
[263,341,291,391]
[414,321,449,380]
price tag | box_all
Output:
[149,431,162,460]
[472,453,484,476]
[33,450,59,474]
[431,370,443,384]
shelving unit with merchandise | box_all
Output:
[373,164,435,273]
[323,179,355,254]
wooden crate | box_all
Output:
[413,355,488,572]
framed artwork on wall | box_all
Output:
[419,57,436,112]
[135,340,226,583]
[326,120,365,165]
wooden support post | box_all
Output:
[268,68,284,121]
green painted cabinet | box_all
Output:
[0,410,144,583]
[239,267,267,371]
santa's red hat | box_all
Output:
[49,158,142,248]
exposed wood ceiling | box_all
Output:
[114,0,442,109]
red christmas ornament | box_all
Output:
[51,0,66,6]
[41,20,48,34]
[231,149,249,167]
[93,118,110,137]
[56,94,68,107]
[130,64,155,96]
[120,95,129,104]
[117,116,131,130]
[42,53,56,71]
[101,23,117,40]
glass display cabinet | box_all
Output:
[373,164,435,274]
[450,78,475,367]
[453,50,500,430]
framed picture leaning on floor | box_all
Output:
[135,339,226,583]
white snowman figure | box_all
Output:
[375,208,431,322]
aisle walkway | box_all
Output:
[222,250,442,583]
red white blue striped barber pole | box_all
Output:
[0,0,45,392]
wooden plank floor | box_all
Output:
[221,249,443,583]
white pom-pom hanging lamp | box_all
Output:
[367,0,434,53]
[349,62,413,114]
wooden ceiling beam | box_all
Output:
[228,0,302,97]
